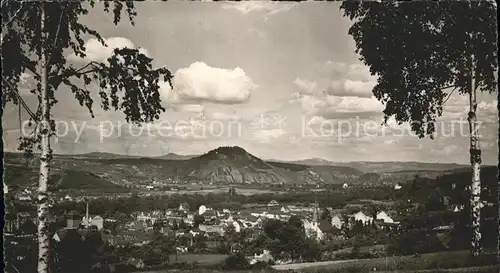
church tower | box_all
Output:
[84,201,90,228]
[312,197,323,242]
[312,197,320,223]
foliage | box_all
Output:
[3,2,172,272]
[340,1,497,137]
[351,239,361,257]
[51,229,119,273]
[261,217,321,262]
[114,234,173,268]
[222,252,251,270]
[193,214,205,229]
[3,1,173,156]
[179,219,189,231]
[263,219,284,240]
[320,207,332,223]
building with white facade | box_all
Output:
[375,211,396,224]
[331,215,343,229]
[352,211,373,225]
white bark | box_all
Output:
[37,2,51,272]
[468,54,482,256]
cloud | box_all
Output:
[326,79,374,98]
[478,100,497,113]
[323,61,376,82]
[173,104,205,113]
[163,62,256,104]
[291,61,384,120]
[222,1,297,16]
[294,92,383,119]
[252,128,287,143]
[293,78,318,95]
[477,99,498,123]
[431,144,461,156]
[295,62,377,99]
[68,37,149,63]
[208,112,241,121]
[20,72,32,83]
[441,92,497,125]
[17,72,36,95]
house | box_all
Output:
[18,195,32,201]
[249,250,274,265]
[91,216,104,230]
[233,219,254,232]
[352,211,373,225]
[199,224,225,236]
[342,183,349,189]
[189,230,200,237]
[127,258,145,269]
[186,214,194,224]
[66,211,82,229]
[331,215,343,229]
[267,200,279,207]
[176,246,188,253]
[179,203,190,212]
[280,206,291,213]
[376,211,396,224]
[394,183,402,190]
[127,221,145,231]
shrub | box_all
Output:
[222,252,251,270]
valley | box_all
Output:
[4,146,475,193]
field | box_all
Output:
[134,251,497,273]
[140,187,284,196]
[168,254,229,266]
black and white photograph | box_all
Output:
[1,1,499,273]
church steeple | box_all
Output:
[312,197,320,223]
[85,201,90,228]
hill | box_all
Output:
[3,163,126,191]
[53,170,127,191]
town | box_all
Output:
[4,165,498,273]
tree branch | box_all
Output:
[440,85,457,90]
[49,61,101,89]
[74,61,101,74]
[2,77,39,121]
[442,86,458,106]
[47,5,66,66]
[22,59,41,79]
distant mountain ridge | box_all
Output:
[3,148,477,188]
[152,153,196,160]
[273,158,469,173]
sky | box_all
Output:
[2,1,498,164]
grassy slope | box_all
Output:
[272,250,497,272]
[4,163,126,191]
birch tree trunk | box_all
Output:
[468,54,482,257]
[37,2,51,272]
